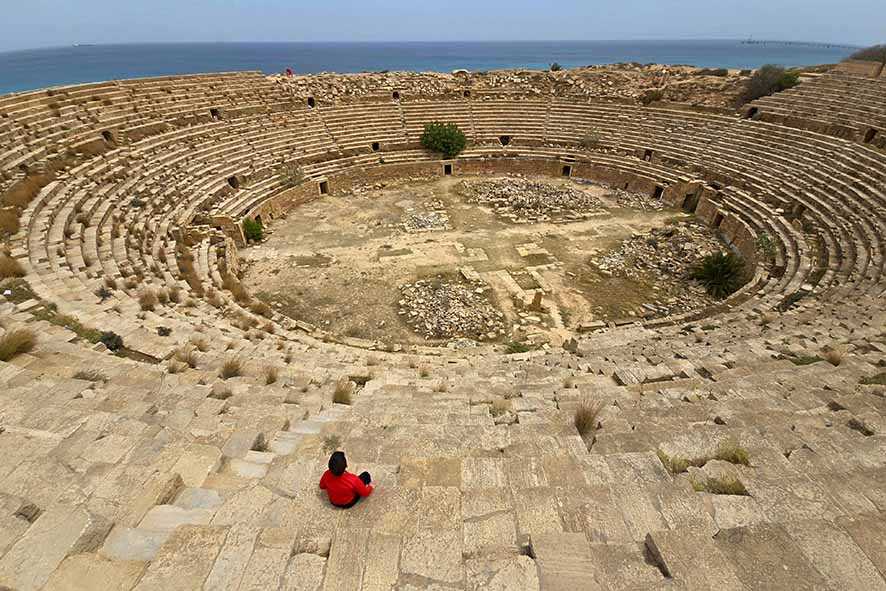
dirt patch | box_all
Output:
[240,175,730,346]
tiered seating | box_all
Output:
[748,70,886,145]
[0,68,884,590]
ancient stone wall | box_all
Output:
[834,59,885,78]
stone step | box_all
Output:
[530,532,605,590]
[0,505,111,591]
[644,528,748,589]
[132,525,228,591]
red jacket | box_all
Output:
[319,470,373,505]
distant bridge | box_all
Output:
[739,39,860,50]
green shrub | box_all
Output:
[639,89,664,105]
[99,331,124,351]
[505,341,530,354]
[736,65,800,106]
[860,372,886,386]
[848,44,886,64]
[580,131,601,150]
[420,122,467,159]
[242,218,263,242]
[550,62,563,72]
[689,252,745,299]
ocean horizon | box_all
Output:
[0,39,858,95]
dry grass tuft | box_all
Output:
[190,337,210,352]
[822,347,845,367]
[167,359,188,374]
[574,396,605,438]
[418,365,430,378]
[174,346,199,369]
[0,209,20,236]
[264,365,279,385]
[249,300,272,318]
[691,475,749,496]
[219,357,243,379]
[167,286,181,304]
[0,328,37,361]
[138,289,158,311]
[433,381,448,393]
[322,434,342,454]
[714,439,751,466]
[333,378,354,405]
[206,290,224,308]
[0,254,25,278]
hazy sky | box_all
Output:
[2,0,883,52]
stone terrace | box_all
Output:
[0,64,884,589]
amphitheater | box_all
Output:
[0,57,884,591]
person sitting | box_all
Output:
[319,451,373,508]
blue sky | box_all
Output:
[2,0,883,52]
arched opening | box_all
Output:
[499,136,511,146]
[652,186,664,199]
[463,90,471,98]
[255,215,263,226]
[209,108,221,121]
[307,97,316,109]
[713,212,725,227]
[227,176,240,190]
[371,142,380,152]
[643,149,653,162]
[562,165,572,177]
[863,128,878,144]
[319,181,329,195]
[392,91,400,101]
[681,194,699,213]
[101,130,114,144]
[444,163,453,176]
[745,107,759,119]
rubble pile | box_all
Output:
[403,210,449,232]
[594,222,723,279]
[591,222,727,316]
[460,177,603,223]
[398,279,505,340]
[270,64,751,108]
[605,187,666,211]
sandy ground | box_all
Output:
[240,176,715,347]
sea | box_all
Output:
[0,40,858,96]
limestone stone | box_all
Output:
[782,518,886,590]
[837,513,886,576]
[714,523,828,589]
[645,528,746,589]
[322,528,369,591]
[400,528,464,585]
[133,525,228,591]
[360,532,400,591]
[0,505,111,591]
[531,532,604,590]
[170,444,222,487]
[463,511,517,556]
[202,525,261,590]
[42,553,146,591]
[281,553,327,591]
[466,555,540,591]
[138,504,214,532]
[100,526,170,562]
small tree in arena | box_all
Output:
[242,218,263,242]
[420,122,467,159]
